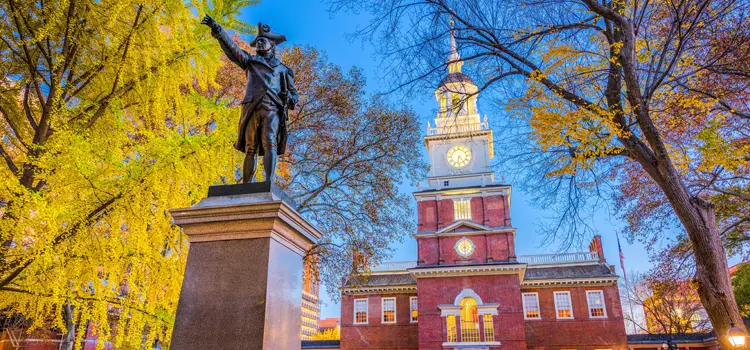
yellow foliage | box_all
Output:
[0,0,256,348]
[311,326,340,340]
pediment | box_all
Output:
[436,220,492,234]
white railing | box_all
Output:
[427,120,489,135]
[369,261,418,272]
[517,251,599,265]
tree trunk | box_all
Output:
[60,302,76,350]
[649,164,744,349]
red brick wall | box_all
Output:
[417,232,515,265]
[340,293,418,350]
[417,194,510,233]
[483,195,510,227]
[416,275,527,350]
[521,285,628,349]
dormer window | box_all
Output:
[454,198,471,221]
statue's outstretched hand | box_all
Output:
[201,15,220,32]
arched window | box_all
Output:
[451,93,461,114]
[440,95,447,116]
[460,297,480,342]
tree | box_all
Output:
[310,326,340,340]
[331,0,749,346]
[732,263,750,317]
[0,0,256,347]
[202,42,427,298]
[623,272,711,335]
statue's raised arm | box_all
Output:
[201,16,295,185]
[201,15,253,68]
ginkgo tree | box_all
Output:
[0,0,257,348]
[332,0,749,347]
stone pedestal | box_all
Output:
[169,183,321,350]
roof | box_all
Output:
[524,263,616,280]
[345,273,416,288]
[439,72,474,87]
[627,333,715,344]
[318,318,340,329]
[301,340,340,349]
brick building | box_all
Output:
[339,26,629,350]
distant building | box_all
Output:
[338,25,628,350]
[318,318,341,332]
[302,261,321,340]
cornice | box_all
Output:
[414,227,516,238]
[521,276,620,287]
[342,285,417,295]
[409,264,526,279]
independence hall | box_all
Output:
[337,28,628,350]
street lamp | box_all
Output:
[727,322,746,347]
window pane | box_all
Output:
[483,314,494,341]
[447,315,457,342]
[587,291,606,317]
[555,292,573,318]
[382,298,396,323]
[460,297,480,342]
[454,199,471,221]
[410,297,418,322]
[355,299,368,324]
[523,293,540,319]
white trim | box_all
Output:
[381,297,397,324]
[521,276,619,287]
[586,290,608,318]
[343,285,417,295]
[437,220,490,234]
[554,291,574,319]
[522,292,541,320]
[409,264,525,278]
[414,227,516,238]
[410,296,418,323]
[353,298,368,324]
[443,342,502,346]
[454,288,484,305]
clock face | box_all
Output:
[446,144,472,168]
[454,237,476,258]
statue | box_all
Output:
[201,15,298,183]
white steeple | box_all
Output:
[422,20,495,190]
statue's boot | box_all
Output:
[243,153,257,183]
[263,150,277,183]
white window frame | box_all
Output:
[586,290,607,318]
[382,297,397,324]
[354,298,368,324]
[522,292,541,320]
[554,291,574,319]
[410,296,418,323]
[453,198,471,221]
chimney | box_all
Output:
[588,235,606,263]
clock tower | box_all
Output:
[425,23,494,190]
[412,24,525,350]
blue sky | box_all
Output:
[236,0,696,319]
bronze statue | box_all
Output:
[201,15,298,183]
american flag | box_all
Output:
[617,232,627,282]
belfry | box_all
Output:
[339,25,628,350]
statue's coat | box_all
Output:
[212,28,298,155]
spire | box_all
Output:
[447,19,463,73]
